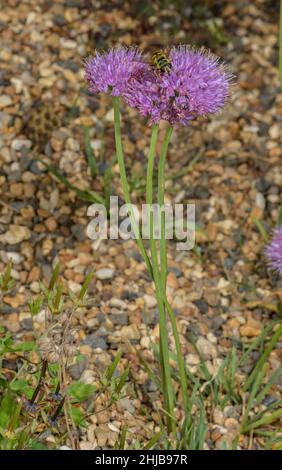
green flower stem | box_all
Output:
[279,0,282,85]
[157,127,190,414]
[164,297,190,413]
[146,124,175,434]
[113,97,188,431]
[157,126,173,292]
[113,96,153,278]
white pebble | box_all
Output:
[95,268,114,280]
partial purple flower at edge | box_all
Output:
[124,45,233,125]
[266,226,282,275]
[84,47,145,97]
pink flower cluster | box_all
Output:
[84,45,232,125]
[266,227,282,275]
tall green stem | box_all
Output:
[113,96,153,278]
[146,125,175,434]
[113,97,188,432]
[164,298,190,413]
[279,0,282,85]
[157,126,173,291]
[157,127,189,414]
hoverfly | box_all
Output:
[151,50,172,74]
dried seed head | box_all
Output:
[53,333,62,344]
[64,344,76,358]
[38,337,52,353]
[47,350,60,364]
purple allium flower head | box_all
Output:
[266,227,282,275]
[124,45,232,125]
[84,46,145,96]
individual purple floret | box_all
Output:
[266,227,282,275]
[84,46,145,96]
[124,45,232,125]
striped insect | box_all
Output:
[151,50,172,74]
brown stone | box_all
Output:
[28,266,41,283]
[167,272,179,289]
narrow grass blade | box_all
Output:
[255,366,282,405]
[103,157,116,211]
[278,204,282,226]
[135,349,161,390]
[2,261,12,288]
[48,263,60,291]
[243,323,282,392]
[246,398,282,427]
[40,159,105,204]
[253,217,269,242]
[144,431,163,450]
[241,363,267,432]
[106,350,122,381]
[53,282,63,314]
[116,366,129,394]
[82,125,98,178]
[78,271,93,301]
[239,321,277,367]
[244,408,282,433]
[117,427,127,450]
[187,332,212,381]
[169,151,203,180]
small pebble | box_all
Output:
[95,268,114,280]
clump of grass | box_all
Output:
[1,261,281,450]
[39,122,116,212]
[135,317,282,450]
[0,264,129,450]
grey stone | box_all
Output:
[83,334,107,350]
[194,298,209,314]
[109,313,128,325]
[68,357,89,380]
[21,318,33,330]
[71,224,85,242]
